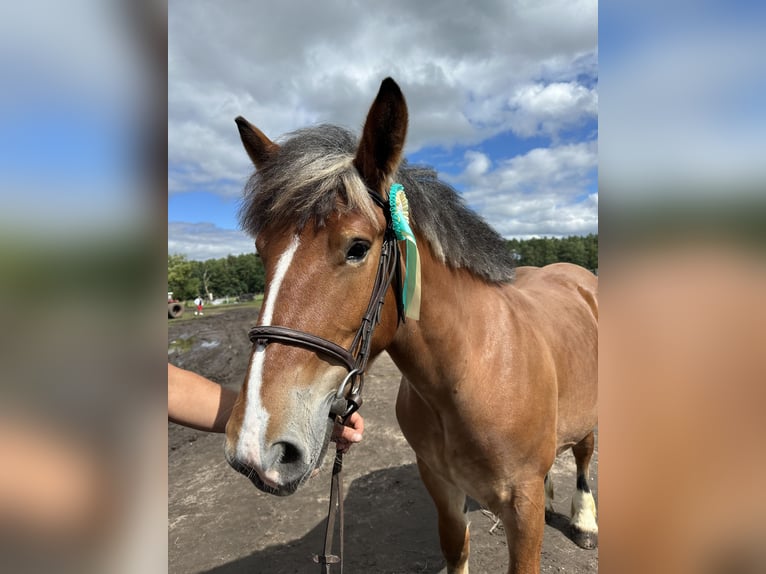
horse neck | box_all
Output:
[386,240,504,393]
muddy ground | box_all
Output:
[169,306,598,573]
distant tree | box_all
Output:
[225,255,247,295]
[557,236,587,266]
[518,239,542,266]
[168,254,199,301]
[207,257,240,297]
[541,237,558,265]
[506,238,523,265]
[234,253,265,294]
[506,235,598,270]
[519,238,557,266]
[189,260,214,299]
[584,233,598,271]
[201,254,257,297]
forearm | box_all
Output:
[168,364,238,433]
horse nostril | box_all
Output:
[276,441,302,465]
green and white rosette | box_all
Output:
[389,183,421,320]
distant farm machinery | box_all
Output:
[168,292,184,319]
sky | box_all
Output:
[0,2,762,259]
[168,0,599,261]
[599,1,766,200]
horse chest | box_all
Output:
[396,377,524,492]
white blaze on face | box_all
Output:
[236,235,301,469]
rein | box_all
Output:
[246,189,403,572]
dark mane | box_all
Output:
[239,125,515,283]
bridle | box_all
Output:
[247,189,404,418]
[246,189,404,573]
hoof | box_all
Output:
[569,525,598,549]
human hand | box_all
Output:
[331,412,364,454]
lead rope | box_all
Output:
[313,415,348,572]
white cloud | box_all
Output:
[168,222,255,261]
[463,151,492,179]
[453,141,598,238]
[169,0,598,192]
[507,82,598,138]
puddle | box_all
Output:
[168,337,196,354]
[168,337,220,354]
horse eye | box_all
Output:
[346,241,370,262]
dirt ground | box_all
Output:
[169,306,598,573]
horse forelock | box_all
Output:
[238,124,516,284]
[239,125,379,236]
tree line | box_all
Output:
[506,234,598,270]
[168,253,265,302]
[168,234,597,302]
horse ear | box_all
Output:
[354,77,408,193]
[235,116,279,169]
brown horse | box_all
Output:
[225,78,598,574]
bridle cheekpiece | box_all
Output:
[247,185,405,419]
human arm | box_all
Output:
[168,364,238,433]
[168,363,365,449]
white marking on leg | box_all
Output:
[570,488,598,533]
[237,236,301,467]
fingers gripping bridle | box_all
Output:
[247,190,404,419]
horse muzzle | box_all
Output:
[224,416,334,496]
[224,443,308,496]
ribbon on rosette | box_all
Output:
[389,183,421,320]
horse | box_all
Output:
[224,78,598,574]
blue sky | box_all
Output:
[168,0,599,260]
[2,1,764,258]
[0,1,146,235]
[166,0,766,259]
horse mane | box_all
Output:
[239,124,516,284]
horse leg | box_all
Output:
[416,457,470,574]
[544,472,555,523]
[500,478,546,574]
[569,431,598,548]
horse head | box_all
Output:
[225,78,408,495]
